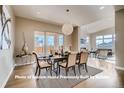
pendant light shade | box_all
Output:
[62,24,73,35]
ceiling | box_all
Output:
[12,5,115,26]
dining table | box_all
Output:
[38,55,68,76]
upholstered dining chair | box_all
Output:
[51,49,59,56]
[76,52,89,74]
[97,50,108,60]
[32,52,52,76]
[58,53,77,76]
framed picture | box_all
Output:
[0,5,11,50]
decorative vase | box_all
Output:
[21,32,28,55]
[22,43,28,55]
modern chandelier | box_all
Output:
[62,9,73,36]
[62,24,73,35]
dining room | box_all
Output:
[12,16,94,87]
[1,5,124,88]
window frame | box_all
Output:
[34,31,64,55]
[96,34,115,49]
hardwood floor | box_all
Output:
[5,58,124,88]
[74,58,124,88]
[5,65,37,88]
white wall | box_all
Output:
[15,17,78,57]
[71,26,79,51]
[115,9,124,68]
[0,6,15,87]
[64,35,72,50]
[15,17,62,56]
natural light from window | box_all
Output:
[96,34,115,49]
[34,31,64,55]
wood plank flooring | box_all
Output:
[74,58,124,88]
[5,58,124,88]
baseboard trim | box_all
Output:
[1,65,15,88]
[15,62,35,67]
[115,66,124,71]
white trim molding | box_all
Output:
[15,61,35,67]
[1,65,15,88]
[115,66,124,71]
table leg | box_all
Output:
[51,60,59,76]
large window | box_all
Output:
[34,32,45,55]
[96,36,104,48]
[58,35,64,47]
[80,36,89,49]
[46,32,55,54]
[34,31,64,55]
[96,34,114,49]
[103,35,113,49]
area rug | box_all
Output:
[35,65,103,88]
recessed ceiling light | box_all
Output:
[37,11,40,14]
[100,6,105,10]
[66,9,70,12]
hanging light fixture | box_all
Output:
[62,9,73,36]
[62,24,73,35]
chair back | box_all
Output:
[32,52,40,67]
[67,53,77,67]
[50,49,54,55]
[51,49,58,55]
[98,50,108,57]
[80,52,89,64]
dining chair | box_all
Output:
[50,49,55,55]
[58,53,77,76]
[97,49,108,60]
[32,52,52,76]
[76,52,89,74]
[51,49,59,56]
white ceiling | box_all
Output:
[80,17,115,34]
[12,5,114,26]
